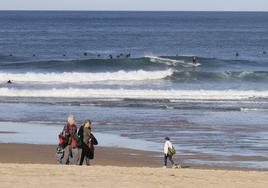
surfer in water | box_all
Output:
[192,56,197,64]
[7,80,12,84]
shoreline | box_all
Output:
[0,143,267,171]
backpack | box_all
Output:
[55,145,64,164]
[168,146,176,156]
[58,133,64,145]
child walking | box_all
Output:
[163,137,178,168]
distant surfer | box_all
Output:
[263,51,266,55]
[235,52,239,57]
[192,56,197,64]
[97,54,101,57]
[109,54,113,59]
[63,54,66,57]
[7,80,12,84]
[83,52,87,56]
[126,53,131,58]
[32,54,36,57]
[9,54,13,57]
[225,71,232,76]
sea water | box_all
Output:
[0,11,268,169]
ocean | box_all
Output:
[0,11,268,169]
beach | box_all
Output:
[1,143,267,171]
[0,143,161,167]
[1,11,268,169]
[0,11,268,187]
[1,164,268,188]
[0,144,267,188]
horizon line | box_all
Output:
[0,10,268,12]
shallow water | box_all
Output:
[0,102,267,169]
[0,122,161,151]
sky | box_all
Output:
[0,0,267,11]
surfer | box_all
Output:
[33,54,36,57]
[263,51,266,55]
[7,80,12,84]
[83,52,87,56]
[97,54,101,57]
[235,52,239,57]
[109,54,113,59]
[126,53,131,58]
[192,56,197,64]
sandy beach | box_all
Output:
[0,143,162,167]
[0,163,268,188]
[0,143,267,187]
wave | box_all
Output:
[0,69,173,83]
[145,56,201,67]
[0,57,167,71]
[1,55,268,83]
[0,88,268,100]
[1,55,267,72]
[171,71,268,81]
[240,108,268,112]
[1,70,268,84]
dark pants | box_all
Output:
[164,154,174,166]
[79,144,91,165]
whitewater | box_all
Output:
[0,69,173,83]
[1,87,268,100]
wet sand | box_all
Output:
[0,143,267,170]
[0,143,162,167]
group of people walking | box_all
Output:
[56,115,98,165]
[56,115,179,168]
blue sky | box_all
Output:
[0,0,267,11]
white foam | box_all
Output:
[146,56,200,67]
[0,69,173,83]
[240,108,268,112]
[0,88,268,100]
